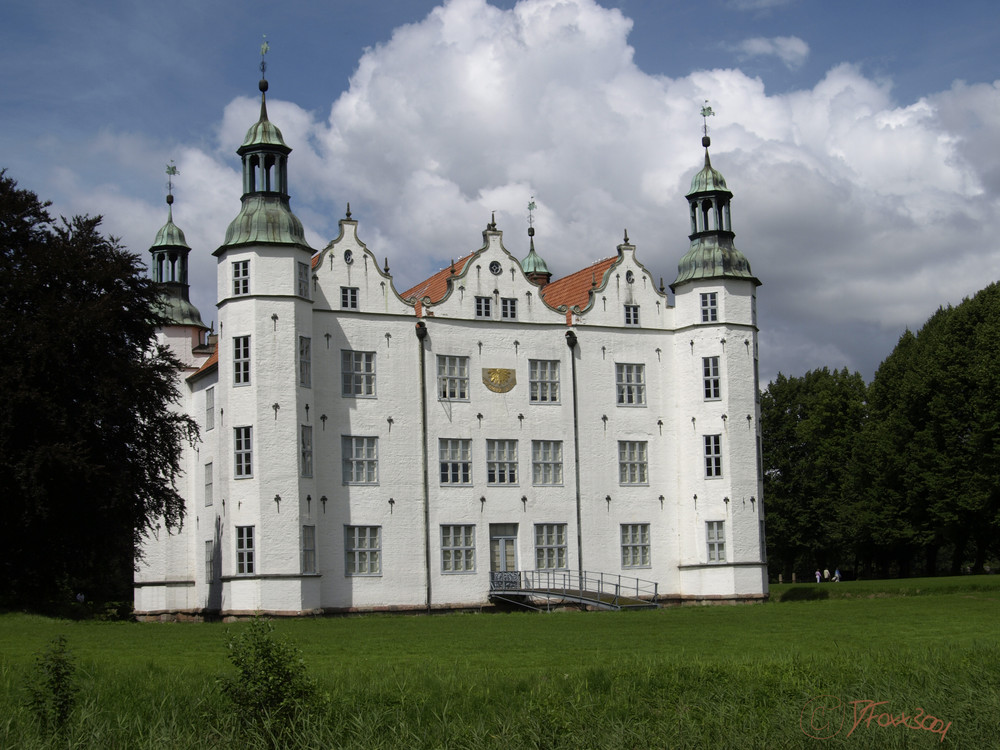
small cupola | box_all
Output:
[217,43,310,254]
[672,105,758,290]
[520,199,551,286]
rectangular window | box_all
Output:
[345,526,381,576]
[704,434,722,478]
[341,286,359,309]
[531,440,563,485]
[234,426,252,478]
[233,336,251,386]
[204,462,213,507]
[707,521,726,562]
[301,425,313,478]
[441,524,476,573]
[297,261,310,298]
[701,292,718,323]
[487,439,518,485]
[703,356,721,400]
[621,524,650,568]
[437,355,469,401]
[341,350,376,397]
[439,438,472,485]
[616,363,646,406]
[298,336,311,387]
[342,436,378,484]
[475,296,492,318]
[529,360,560,403]
[501,297,517,320]
[534,524,568,570]
[624,304,639,326]
[236,526,255,575]
[205,540,215,582]
[618,441,648,485]
[205,387,215,431]
[232,260,249,296]
[302,525,316,574]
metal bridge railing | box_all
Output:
[489,569,658,608]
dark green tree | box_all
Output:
[0,172,196,608]
[761,367,868,579]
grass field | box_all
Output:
[2,576,998,748]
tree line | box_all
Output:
[761,283,1000,580]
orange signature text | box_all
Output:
[801,695,952,743]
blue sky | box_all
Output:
[3,0,999,383]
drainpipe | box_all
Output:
[566,329,583,578]
[416,321,432,612]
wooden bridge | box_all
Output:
[489,570,659,611]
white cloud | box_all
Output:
[62,0,1000,383]
[736,35,809,69]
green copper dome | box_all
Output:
[674,237,756,286]
[687,151,729,196]
[223,194,309,247]
[240,79,289,151]
[151,210,190,250]
[156,293,208,329]
[521,238,550,275]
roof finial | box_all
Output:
[257,36,270,118]
[346,202,352,219]
[165,161,178,212]
[260,35,270,80]
[623,228,629,244]
[700,100,715,149]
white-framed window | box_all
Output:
[342,436,378,484]
[704,434,722,478]
[233,336,251,385]
[301,425,313,478]
[624,304,639,326]
[529,360,559,403]
[341,286,359,309]
[345,525,381,576]
[534,524,568,570]
[205,387,215,431]
[621,524,650,568]
[501,297,517,320]
[707,521,726,562]
[475,296,492,318]
[487,439,518,485]
[437,355,469,401]
[342,350,376,397]
[234,426,252,478]
[441,525,476,573]
[236,525,254,575]
[232,260,249,296]
[531,440,563,485]
[616,363,646,406]
[440,438,472,485]
[701,292,718,323]
[299,336,311,387]
[204,462,213,507]
[703,356,721,400]
[297,261,310,298]
[302,525,316,574]
[205,540,215,582]
[618,441,648,485]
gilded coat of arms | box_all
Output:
[483,368,516,393]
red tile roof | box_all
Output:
[188,348,218,381]
[540,256,618,311]
[400,254,476,305]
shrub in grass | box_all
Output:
[218,616,320,741]
[25,634,78,733]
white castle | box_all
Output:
[134,76,767,618]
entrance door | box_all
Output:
[490,523,518,571]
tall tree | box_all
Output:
[761,368,867,579]
[0,172,196,607]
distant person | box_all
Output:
[815,570,821,584]
[823,568,830,582]
[833,568,841,582]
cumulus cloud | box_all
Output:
[736,35,809,69]
[78,0,1000,383]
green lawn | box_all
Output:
[2,576,997,748]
